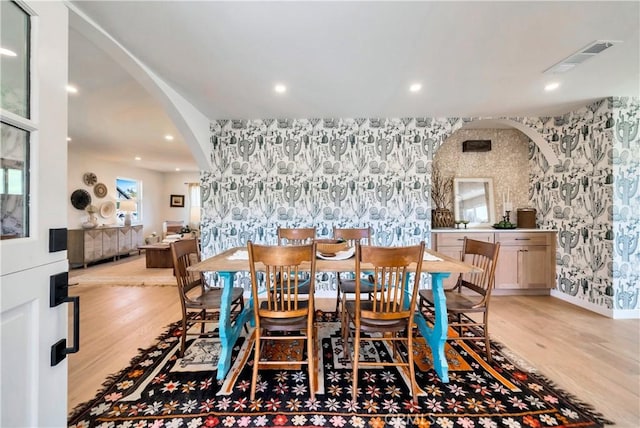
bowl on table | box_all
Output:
[315,239,350,257]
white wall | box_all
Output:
[161,171,200,226]
[67,149,199,237]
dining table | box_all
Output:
[188,245,479,384]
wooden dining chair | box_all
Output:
[342,242,425,400]
[277,226,316,245]
[247,241,317,400]
[333,227,373,313]
[418,238,500,361]
[276,227,316,292]
[170,239,245,357]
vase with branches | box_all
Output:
[431,165,454,228]
[431,165,453,209]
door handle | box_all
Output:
[50,272,80,366]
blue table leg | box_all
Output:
[413,272,450,383]
[216,271,254,380]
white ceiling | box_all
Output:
[67,1,640,172]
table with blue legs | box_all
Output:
[188,246,477,382]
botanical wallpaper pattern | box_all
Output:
[200,97,639,313]
[521,97,639,312]
[201,117,461,293]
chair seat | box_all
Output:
[186,286,244,309]
[258,300,310,331]
[344,301,409,332]
[419,289,485,312]
[338,279,376,294]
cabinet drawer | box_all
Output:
[435,232,494,247]
[495,232,551,246]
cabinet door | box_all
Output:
[494,245,520,288]
[520,245,550,288]
[118,227,132,254]
[85,230,102,262]
[495,245,551,289]
[132,225,144,248]
[102,229,118,258]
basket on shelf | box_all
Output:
[315,239,349,256]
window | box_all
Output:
[1,1,31,239]
[116,177,142,224]
[188,182,201,229]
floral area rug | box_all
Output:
[69,312,611,427]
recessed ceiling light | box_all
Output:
[164,134,174,141]
[274,84,287,94]
[66,85,78,94]
[66,137,71,142]
[409,83,422,92]
[0,47,17,57]
[175,168,181,171]
[134,156,141,161]
[544,82,560,92]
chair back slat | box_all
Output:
[277,227,316,245]
[248,242,316,318]
[458,238,500,302]
[356,242,425,321]
[171,239,204,299]
[333,227,371,246]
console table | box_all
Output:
[68,225,144,268]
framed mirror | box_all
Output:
[453,178,495,227]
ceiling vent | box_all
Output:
[543,40,621,74]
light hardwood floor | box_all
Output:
[68,285,640,426]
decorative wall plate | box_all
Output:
[70,189,91,210]
[100,201,116,218]
[83,172,97,186]
[94,183,108,198]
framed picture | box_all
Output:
[170,194,185,207]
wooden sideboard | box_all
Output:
[431,229,557,293]
[68,225,144,268]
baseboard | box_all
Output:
[550,289,640,319]
[611,308,640,319]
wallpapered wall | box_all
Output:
[434,129,530,225]
[201,118,461,292]
[521,97,639,312]
[200,97,639,314]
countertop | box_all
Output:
[432,228,555,233]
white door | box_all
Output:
[1,2,70,426]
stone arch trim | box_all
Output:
[454,118,559,166]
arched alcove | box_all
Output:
[431,118,557,226]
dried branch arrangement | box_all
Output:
[431,165,454,209]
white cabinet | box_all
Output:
[69,226,144,268]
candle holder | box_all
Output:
[504,211,511,223]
